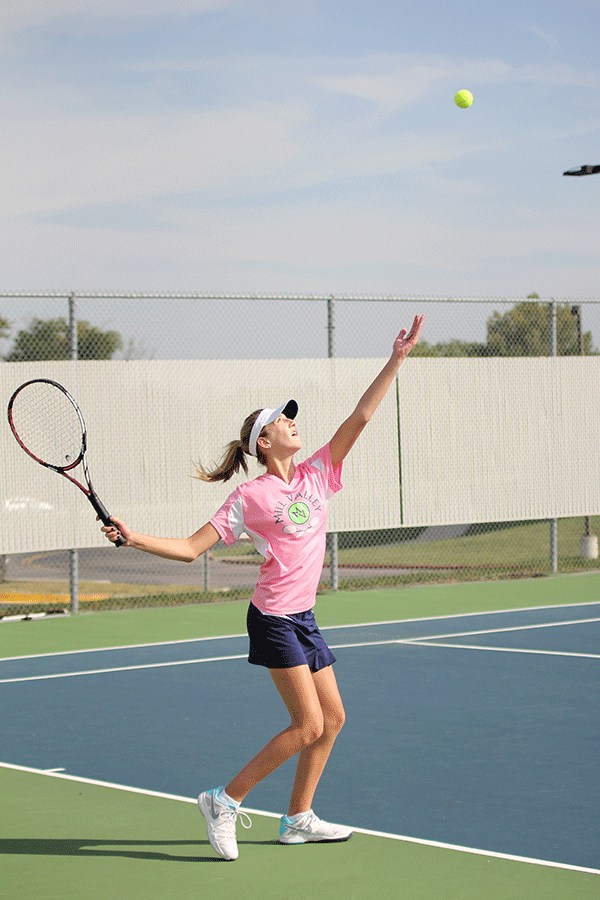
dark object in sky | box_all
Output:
[563,164,600,176]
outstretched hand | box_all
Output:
[392,314,425,361]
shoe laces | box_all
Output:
[217,802,252,831]
[236,809,253,830]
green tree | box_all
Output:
[5,317,122,361]
[487,294,598,356]
[77,324,123,360]
[412,294,598,358]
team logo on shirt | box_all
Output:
[274,492,322,536]
[288,501,310,525]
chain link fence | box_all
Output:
[1,293,599,618]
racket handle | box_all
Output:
[91,495,125,549]
[105,518,126,548]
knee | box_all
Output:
[297,715,325,747]
[325,707,346,737]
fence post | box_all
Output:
[328,532,339,591]
[202,551,209,593]
[571,305,592,542]
[68,294,79,613]
[327,297,339,590]
[69,549,79,614]
[548,299,558,573]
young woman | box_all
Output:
[102,315,424,860]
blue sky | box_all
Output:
[1,0,599,311]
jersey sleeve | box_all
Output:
[304,442,343,498]
[210,488,246,546]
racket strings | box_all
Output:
[10,382,85,470]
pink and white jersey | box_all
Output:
[210,443,343,615]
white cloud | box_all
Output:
[4,197,597,279]
[526,26,560,49]
[0,0,230,31]
[2,198,600,302]
[313,54,599,114]
[3,53,509,220]
[314,66,451,114]
[0,103,301,215]
[1,19,599,303]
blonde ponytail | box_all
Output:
[196,409,267,482]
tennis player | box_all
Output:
[102,315,424,860]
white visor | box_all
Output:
[248,399,298,457]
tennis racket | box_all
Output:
[7,378,124,547]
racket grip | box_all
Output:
[106,518,126,548]
[91,495,125,549]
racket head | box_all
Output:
[7,378,86,473]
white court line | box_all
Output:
[396,615,600,659]
[327,638,600,660]
[4,616,600,682]
[0,631,247,663]
[1,761,598,877]
[402,641,600,660]
[2,598,599,662]
[329,614,600,658]
[0,653,247,684]
[400,616,600,644]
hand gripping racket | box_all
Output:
[7,378,124,546]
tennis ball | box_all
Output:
[454,89,473,108]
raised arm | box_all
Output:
[329,314,424,469]
[102,519,221,562]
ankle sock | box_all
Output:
[286,810,310,823]
[218,788,240,809]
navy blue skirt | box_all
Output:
[246,603,337,672]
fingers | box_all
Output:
[101,518,128,546]
[408,313,425,337]
[101,524,120,544]
[397,315,423,337]
[393,314,424,358]
[403,314,425,342]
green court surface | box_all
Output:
[1,571,599,659]
[2,766,598,900]
[1,573,599,900]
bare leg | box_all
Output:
[225,664,326,804]
[287,665,345,815]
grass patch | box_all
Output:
[2,517,598,615]
[0,580,254,615]
[330,516,600,570]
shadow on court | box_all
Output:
[0,837,279,862]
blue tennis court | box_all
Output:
[1,601,599,873]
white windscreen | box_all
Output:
[2,357,599,553]
[398,357,600,525]
[1,358,399,553]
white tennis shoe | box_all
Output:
[198,788,252,861]
[278,810,353,844]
